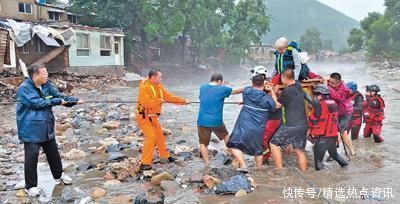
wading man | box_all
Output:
[197,73,243,166]
[16,64,83,196]
[136,69,189,170]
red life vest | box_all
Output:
[364,95,385,123]
[309,99,339,137]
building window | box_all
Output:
[18,3,32,14]
[100,35,111,56]
[48,11,60,21]
[18,43,30,54]
[76,33,90,56]
[36,38,45,53]
[68,15,78,24]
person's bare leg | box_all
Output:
[270,143,283,169]
[231,148,246,168]
[223,134,233,155]
[255,155,263,170]
[341,131,356,155]
[284,144,294,154]
[199,144,209,166]
[294,149,307,171]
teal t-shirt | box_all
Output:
[197,84,232,127]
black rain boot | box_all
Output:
[373,135,384,143]
[315,161,326,171]
[335,156,349,167]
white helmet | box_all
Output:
[251,66,267,77]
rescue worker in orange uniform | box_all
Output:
[363,84,385,143]
[307,84,348,170]
[136,69,189,170]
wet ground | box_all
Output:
[0,61,399,203]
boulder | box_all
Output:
[151,172,174,186]
[89,187,107,198]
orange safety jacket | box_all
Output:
[136,79,186,119]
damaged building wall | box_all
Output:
[68,28,124,74]
[16,35,66,72]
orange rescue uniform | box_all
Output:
[136,79,186,165]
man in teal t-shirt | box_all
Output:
[197,73,243,166]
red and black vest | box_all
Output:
[309,99,339,137]
[364,95,385,123]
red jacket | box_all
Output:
[328,82,353,116]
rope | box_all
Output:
[0,100,242,106]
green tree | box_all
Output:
[224,0,269,61]
[69,0,185,67]
[367,16,392,57]
[322,39,333,50]
[360,12,382,39]
[299,27,323,53]
[347,28,364,52]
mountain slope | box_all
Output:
[263,0,359,50]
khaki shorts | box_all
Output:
[197,125,229,146]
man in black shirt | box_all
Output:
[267,69,308,171]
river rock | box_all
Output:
[78,196,95,204]
[235,189,247,197]
[89,187,107,198]
[99,137,119,147]
[190,172,203,183]
[16,189,25,197]
[160,180,180,194]
[0,182,7,191]
[55,123,72,133]
[135,187,164,204]
[203,175,221,188]
[104,180,121,187]
[103,121,120,130]
[173,144,193,155]
[107,152,126,161]
[164,190,200,204]
[60,187,78,202]
[109,195,132,204]
[77,162,95,172]
[151,172,174,186]
[163,128,172,136]
[64,148,86,160]
[104,171,115,180]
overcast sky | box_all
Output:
[318,0,386,21]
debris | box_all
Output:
[215,174,252,195]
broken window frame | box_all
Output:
[48,11,61,21]
[18,3,32,14]
[100,35,112,56]
[18,43,30,54]
[76,33,90,56]
[36,38,46,53]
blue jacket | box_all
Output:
[275,47,295,74]
[16,78,78,143]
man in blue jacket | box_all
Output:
[16,63,83,196]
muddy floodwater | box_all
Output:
[0,62,399,203]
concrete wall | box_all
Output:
[68,29,124,67]
[0,0,68,22]
[0,0,38,21]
